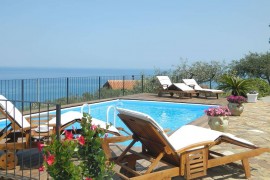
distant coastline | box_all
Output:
[0,67,155,80]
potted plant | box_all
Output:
[205,106,231,132]
[247,90,259,103]
[227,95,247,116]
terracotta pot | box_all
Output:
[208,116,229,132]
[228,102,244,116]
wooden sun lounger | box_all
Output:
[182,79,224,99]
[110,108,269,180]
[157,76,196,98]
[0,95,123,170]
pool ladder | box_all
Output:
[81,103,91,114]
[80,103,117,128]
[106,105,117,127]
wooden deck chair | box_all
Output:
[0,95,124,169]
[182,79,223,99]
[112,108,269,180]
[156,76,195,98]
[36,111,121,136]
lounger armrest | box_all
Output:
[175,141,215,153]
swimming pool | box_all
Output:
[0,99,214,146]
[0,100,213,131]
[61,99,213,132]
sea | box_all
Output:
[0,67,155,80]
[0,67,156,103]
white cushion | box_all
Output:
[157,76,172,89]
[168,125,254,150]
[48,111,82,126]
[0,95,30,128]
[48,111,119,134]
[116,107,172,147]
[173,83,194,91]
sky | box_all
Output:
[0,0,270,70]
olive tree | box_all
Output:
[189,60,226,88]
[230,52,270,84]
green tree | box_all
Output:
[230,52,270,84]
[171,59,226,88]
[171,59,191,82]
[189,60,226,88]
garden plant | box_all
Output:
[39,114,114,180]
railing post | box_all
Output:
[123,76,125,96]
[37,79,40,102]
[66,78,69,104]
[22,79,24,102]
[55,104,61,141]
[141,75,144,93]
[98,76,101,99]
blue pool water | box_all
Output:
[62,99,212,132]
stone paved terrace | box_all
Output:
[0,93,269,179]
[111,93,270,180]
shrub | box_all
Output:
[247,78,270,97]
[39,113,114,180]
[218,75,251,96]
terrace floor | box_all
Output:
[0,93,270,179]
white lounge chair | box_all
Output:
[182,79,223,99]
[0,95,120,169]
[112,108,269,179]
[41,111,119,135]
[156,76,195,98]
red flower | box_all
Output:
[85,178,92,180]
[64,130,73,140]
[39,165,44,172]
[46,153,55,166]
[77,135,85,146]
[91,124,97,131]
[37,142,45,152]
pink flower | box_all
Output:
[64,130,73,140]
[77,135,85,146]
[91,124,97,131]
[227,95,246,104]
[37,142,45,152]
[104,133,108,139]
[205,106,231,116]
[46,153,55,166]
[85,178,92,180]
[39,165,44,172]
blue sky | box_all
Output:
[0,1,269,69]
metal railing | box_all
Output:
[0,75,158,106]
[0,99,61,179]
